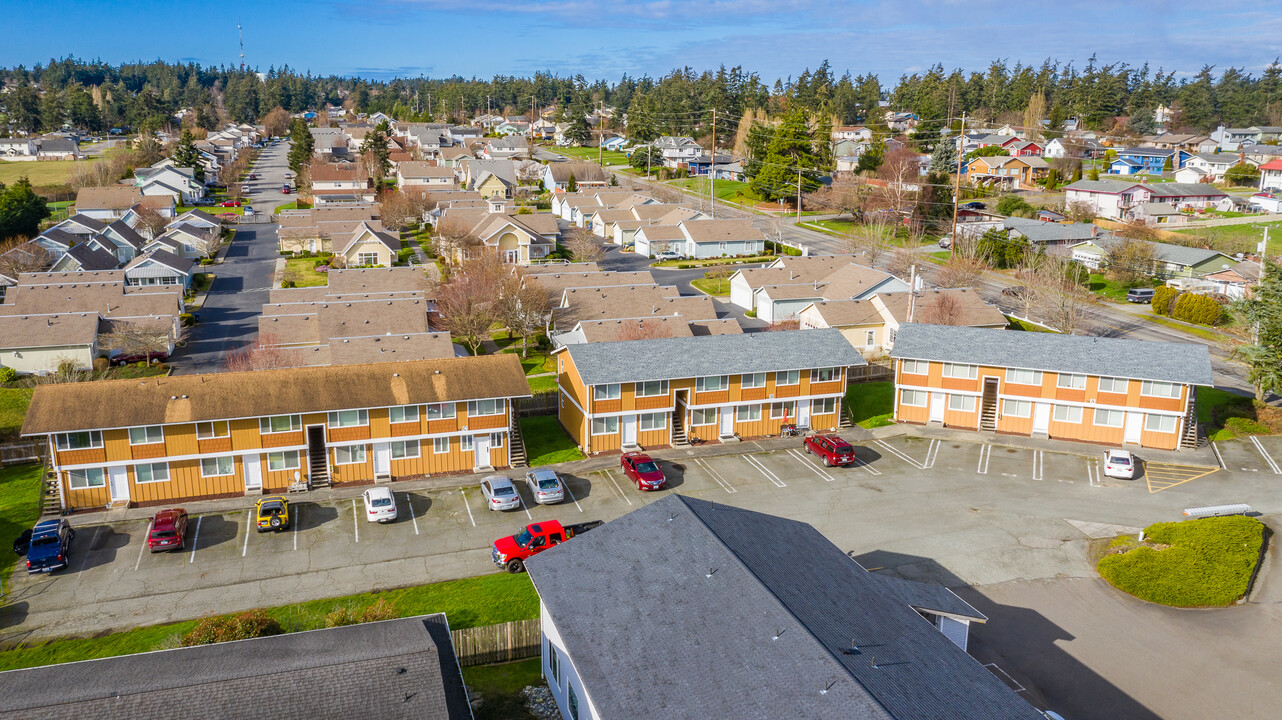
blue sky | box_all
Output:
[3,0,1281,82]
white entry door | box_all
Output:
[929,393,945,423]
[473,434,492,467]
[720,408,735,436]
[1124,412,1144,444]
[621,415,638,445]
[108,466,130,503]
[242,454,263,491]
[1032,403,1051,435]
[504,249,520,264]
[798,401,812,428]
[373,443,392,477]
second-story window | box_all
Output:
[128,426,164,445]
[468,399,504,416]
[328,409,369,428]
[776,370,801,386]
[196,421,230,439]
[55,431,102,451]
[389,406,419,424]
[593,384,621,401]
[426,403,457,420]
[260,415,301,434]
[695,375,729,392]
[811,367,839,383]
[941,363,978,380]
[635,380,669,397]
[740,373,766,389]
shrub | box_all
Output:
[1171,292,1222,325]
[182,610,283,646]
[283,280,296,288]
[199,258,213,266]
[179,313,196,327]
[1224,416,1270,435]
[92,357,110,373]
[0,367,18,383]
[323,598,397,628]
[1151,286,1180,316]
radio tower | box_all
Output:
[237,19,245,70]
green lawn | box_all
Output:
[527,375,558,394]
[282,257,329,288]
[465,658,543,720]
[1137,313,1234,344]
[0,158,97,188]
[925,251,950,265]
[1005,315,1056,332]
[273,201,311,212]
[0,387,33,442]
[0,573,538,672]
[1172,221,1282,256]
[691,277,731,296]
[669,178,755,204]
[519,416,585,466]
[0,463,43,586]
[845,382,894,428]
[189,272,214,296]
[1097,516,1265,607]
[1197,386,1259,441]
[1086,273,1159,303]
[550,147,630,165]
[503,349,554,376]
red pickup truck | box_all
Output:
[492,520,602,573]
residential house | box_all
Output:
[334,222,400,267]
[890,323,1211,450]
[45,214,107,241]
[1211,125,1282,151]
[548,284,715,336]
[396,162,456,188]
[1260,158,1282,191]
[1005,139,1044,157]
[555,330,862,451]
[459,158,517,199]
[1142,133,1212,153]
[1069,236,1234,278]
[75,186,145,220]
[277,205,383,255]
[1062,180,1228,220]
[652,136,703,169]
[525,270,657,305]
[436,201,560,264]
[600,136,627,151]
[1002,217,1103,248]
[749,262,910,324]
[552,316,740,346]
[168,208,224,238]
[1241,144,1282,167]
[482,135,530,159]
[36,136,80,161]
[1201,260,1262,299]
[1112,147,1189,173]
[798,288,1008,357]
[526,494,1043,720]
[21,355,530,509]
[133,165,206,204]
[1128,202,1187,225]
[543,162,610,192]
[50,242,120,272]
[123,249,196,290]
[728,255,868,313]
[633,218,766,259]
[831,125,872,142]
[0,137,37,160]
[0,313,101,374]
[966,155,1035,190]
[81,219,147,263]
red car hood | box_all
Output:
[494,535,522,556]
[637,469,665,483]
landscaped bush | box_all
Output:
[181,610,283,646]
[1097,516,1265,607]
[1151,286,1180,316]
[1171,292,1222,325]
[92,357,110,373]
[1224,416,1271,435]
[179,313,196,327]
[323,598,396,628]
[0,367,18,383]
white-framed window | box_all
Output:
[335,445,367,464]
[433,436,450,454]
[776,370,801,386]
[900,359,928,375]
[942,363,978,379]
[1053,405,1083,423]
[392,440,420,459]
[426,403,457,420]
[200,456,235,477]
[1057,373,1087,390]
[1145,414,1178,433]
[639,412,666,430]
[134,462,169,483]
[949,395,977,412]
[888,328,897,344]
[695,375,728,392]
[901,389,928,407]
[55,431,102,451]
[328,409,368,428]
[736,404,762,422]
[770,401,797,419]
[548,645,561,686]
[593,384,621,401]
[128,425,164,445]
[460,435,474,452]
[1003,399,1032,417]
[1094,408,1125,427]
[1098,376,1127,394]
[389,405,419,424]
[196,421,229,439]
[489,432,504,448]
[636,380,669,397]
[568,685,580,720]
[1005,368,1043,386]
[68,467,106,489]
[591,416,619,435]
[740,373,766,389]
[1140,380,1180,399]
[811,367,839,383]
[690,408,717,426]
[468,399,504,416]
[267,450,301,471]
[813,397,837,414]
[357,251,379,266]
[865,330,876,347]
[260,415,301,433]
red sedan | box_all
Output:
[147,508,188,552]
[218,200,242,207]
[803,434,858,467]
[620,452,666,491]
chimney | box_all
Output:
[1091,225,1099,238]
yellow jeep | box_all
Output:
[254,496,291,532]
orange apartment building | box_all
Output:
[20,356,530,511]
[555,330,864,454]
[889,324,1213,450]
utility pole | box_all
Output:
[530,96,535,146]
[598,100,603,167]
[907,265,918,322]
[797,167,803,223]
[710,108,716,219]
[949,112,967,254]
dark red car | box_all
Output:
[620,451,665,490]
[803,434,858,467]
[218,200,241,207]
[147,509,188,552]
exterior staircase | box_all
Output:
[308,452,330,489]
[40,469,62,515]
[1180,393,1201,449]
[979,380,999,431]
[509,414,528,468]
[671,409,689,447]
[839,402,854,429]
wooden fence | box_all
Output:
[849,361,892,383]
[518,393,559,417]
[451,618,541,666]
[0,441,45,466]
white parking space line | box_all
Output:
[404,494,419,534]
[517,493,533,520]
[873,440,924,469]
[977,444,992,475]
[1032,450,1044,481]
[693,458,737,493]
[1211,442,1226,470]
[1086,461,1099,487]
[294,506,301,548]
[787,449,835,481]
[743,454,787,487]
[188,516,202,563]
[562,482,584,512]
[924,439,940,469]
[352,499,360,543]
[133,520,151,571]
[242,520,251,557]
[460,490,477,527]
[1251,436,1282,474]
[602,469,634,505]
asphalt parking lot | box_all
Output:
[6,431,1282,719]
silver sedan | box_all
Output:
[480,476,522,511]
[525,469,565,505]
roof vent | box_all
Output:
[181,395,188,399]
[170,395,177,400]
[393,372,399,377]
[706,567,718,579]
[434,369,441,374]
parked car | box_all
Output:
[247,173,258,180]
[218,200,242,207]
[243,206,255,216]
[1103,449,1137,479]
[803,434,859,467]
[937,233,952,249]
[1126,288,1155,303]
[362,487,398,523]
[963,201,986,209]
[254,496,291,532]
[26,518,74,574]
[1001,285,1027,298]
[491,520,603,573]
[480,476,521,511]
[111,351,169,366]
[12,528,32,556]
[147,508,188,552]
[524,469,565,505]
[655,250,683,261]
[620,451,666,490]
[282,185,291,194]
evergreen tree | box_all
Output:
[361,120,392,190]
[171,128,204,182]
[566,113,591,145]
[813,114,834,171]
[929,136,957,173]
[8,85,41,132]
[567,173,577,192]
[40,90,66,131]
[196,105,217,131]
[742,121,775,180]
[749,109,822,202]
[0,178,53,241]
[287,118,314,174]
[855,137,885,174]
[1233,261,1282,399]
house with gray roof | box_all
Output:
[527,494,1044,720]
[1063,179,1227,220]
[889,323,1210,450]
[1002,217,1103,247]
[1068,236,1233,278]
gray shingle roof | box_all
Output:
[526,495,1042,720]
[0,614,471,720]
[890,324,1213,385]
[563,329,865,386]
[1002,217,1100,244]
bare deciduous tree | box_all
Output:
[133,206,170,240]
[616,318,672,341]
[1105,236,1158,284]
[650,184,683,204]
[496,269,551,357]
[874,147,922,217]
[435,214,484,264]
[918,291,966,325]
[436,255,504,354]
[935,255,987,288]
[886,246,916,279]
[100,318,188,365]
[1064,201,1097,223]
[261,107,292,139]
[565,227,604,264]
[223,333,306,372]
[845,218,893,264]
[0,238,52,277]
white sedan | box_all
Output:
[362,486,398,523]
[1103,449,1136,479]
[525,469,565,505]
[481,476,522,511]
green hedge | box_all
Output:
[1151,285,1179,315]
[1171,292,1222,325]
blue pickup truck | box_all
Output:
[24,519,75,574]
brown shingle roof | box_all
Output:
[679,219,764,244]
[801,299,884,327]
[21,355,530,435]
[0,313,100,350]
[875,289,1009,327]
[75,186,142,211]
[310,164,362,182]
